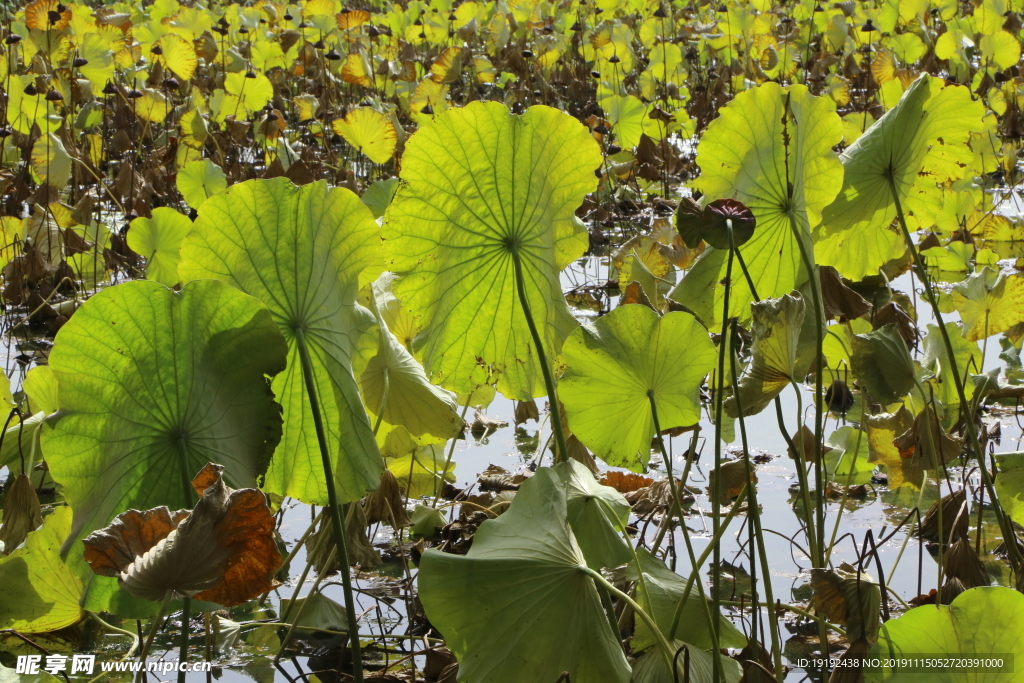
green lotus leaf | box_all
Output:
[630,640,742,683]
[176,158,227,210]
[42,279,285,559]
[383,101,601,400]
[280,592,349,633]
[417,468,631,683]
[554,459,632,569]
[387,444,455,499]
[410,504,447,537]
[23,365,57,415]
[816,75,985,280]
[179,178,384,504]
[866,587,1023,682]
[950,268,1024,342]
[993,452,1024,526]
[670,83,843,328]
[628,549,746,653]
[824,426,874,485]
[360,178,400,219]
[850,324,916,405]
[126,207,193,287]
[560,305,715,471]
[922,322,981,407]
[360,286,462,442]
[0,507,83,633]
[0,412,46,476]
[726,292,815,417]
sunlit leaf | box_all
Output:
[126,207,193,287]
[383,102,601,399]
[418,468,632,683]
[332,107,397,164]
[177,158,227,210]
[561,305,715,471]
[180,178,385,504]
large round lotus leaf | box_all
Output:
[560,305,715,471]
[670,83,843,328]
[418,468,631,683]
[0,506,83,633]
[816,75,985,280]
[179,178,384,505]
[383,101,602,400]
[42,279,287,553]
[866,587,1023,682]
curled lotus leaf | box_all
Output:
[83,463,282,606]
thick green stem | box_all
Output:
[711,227,735,669]
[294,327,364,682]
[885,175,1022,570]
[510,247,569,464]
[582,566,677,676]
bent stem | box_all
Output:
[582,566,678,676]
[885,174,1023,570]
[294,327,364,683]
[511,247,569,464]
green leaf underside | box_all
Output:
[43,279,286,555]
[179,178,384,505]
[670,83,843,328]
[867,587,1024,683]
[816,75,985,280]
[383,101,602,400]
[561,305,715,471]
[0,507,82,633]
[417,468,631,683]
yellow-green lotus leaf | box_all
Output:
[949,268,1024,342]
[126,207,193,287]
[560,305,715,471]
[179,178,384,505]
[866,587,1022,682]
[670,83,843,328]
[816,75,985,280]
[0,507,83,633]
[383,102,601,400]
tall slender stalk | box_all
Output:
[885,175,1022,570]
[294,327,364,683]
[711,223,736,683]
[510,247,569,464]
[648,393,721,664]
[727,321,783,679]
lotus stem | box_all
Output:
[710,221,735,683]
[885,174,1023,571]
[726,325,784,679]
[137,590,172,683]
[432,403,471,508]
[582,566,678,677]
[787,214,827,567]
[275,544,338,665]
[510,246,569,464]
[177,597,190,683]
[668,485,749,640]
[87,611,140,657]
[294,327,364,683]
[647,392,722,657]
